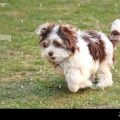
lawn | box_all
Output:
[0,0,120,108]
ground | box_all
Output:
[0,0,120,108]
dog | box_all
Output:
[35,19,120,92]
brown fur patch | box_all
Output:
[39,24,55,43]
[111,30,120,35]
[57,25,78,53]
[86,30,100,38]
[82,31,106,62]
[108,30,120,47]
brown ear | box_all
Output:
[35,23,55,42]
[57,25,78,53]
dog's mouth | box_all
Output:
[48,56,66,64]
[48,57,58,64]
[51,57,56,60]
[48,56,56,62]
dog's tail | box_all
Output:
[109,19,120,47]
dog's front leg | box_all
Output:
[65,69,92,92]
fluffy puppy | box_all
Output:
[35,19,120,92]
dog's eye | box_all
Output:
[53,41,61,47]
[42,42,49,48]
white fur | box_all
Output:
[35,20,120,92]
[110,19,120,43]
[111,19,120,32]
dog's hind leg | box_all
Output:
[96,62,113,89]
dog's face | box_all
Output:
[35,23,78,63]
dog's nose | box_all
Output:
[48,51,53,56]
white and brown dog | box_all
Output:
[35,19,120,92]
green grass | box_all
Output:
[0,0,120,108]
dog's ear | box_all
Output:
[35,23,50,35]
[58,24,78,53]
[35,23,55,42]
[61,24,77,33]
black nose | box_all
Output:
[48,51,53,56]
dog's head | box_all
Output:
[35,23,78,63]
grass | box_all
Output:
[0,0,120,108]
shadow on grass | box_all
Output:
[0,77,91,102]
[33,78,91,97]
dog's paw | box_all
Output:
[96,80,113,89]
[79,80,92,89]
